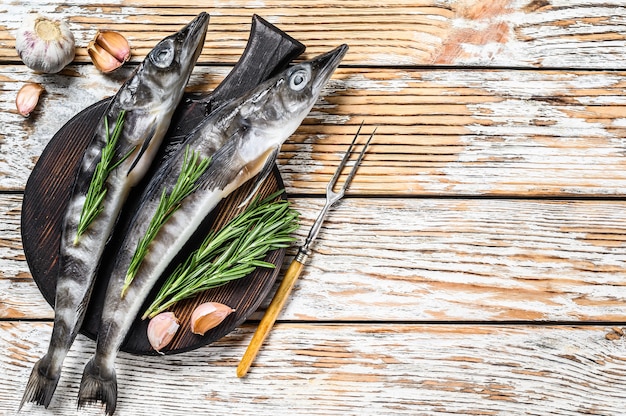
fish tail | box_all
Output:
[77,358,117,415]
[19,355,61,410]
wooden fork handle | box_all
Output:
[237,257,306,377]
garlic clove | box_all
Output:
[147,312,180,353]
[16,83,45,117]
[96,30,131,63]
[15,14,75,74]
[87,41,123,73]
[88,30,130,73]
[190,302,235,335]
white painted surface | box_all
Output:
[2,323,626,415]
[2,1,626,415]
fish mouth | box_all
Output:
[310,44,349,91]
[179,12,210,65]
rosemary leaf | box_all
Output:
[122,146,211,296]
[74,110,127,244]
[142,191,299,319]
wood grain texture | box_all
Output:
[2,322,626,415]
[2,1,626,414]
[4,195,626,322]
[3,0,626,67]
[3,67,626,196]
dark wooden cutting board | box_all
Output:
[21,15,305,355]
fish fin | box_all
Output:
[75,297,90,325]
[126,122,158,177]
[196,133,247,192]
[77,358,117,416]
[237,147,279,208]
[20,355,60,410]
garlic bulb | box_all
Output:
[16,83,45,117]
[15,14,75,73]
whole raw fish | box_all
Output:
[20,13,209,410]
[78,44,348,415]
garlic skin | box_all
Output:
[147,312,180,353]
[16,83,45,117]
[15,14,75,73]
[190,302,235,335]
[88,30,131,73]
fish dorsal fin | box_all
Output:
[237,147,279,208]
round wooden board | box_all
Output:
[21,15,305,356]
[21,97,287,356]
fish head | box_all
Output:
[243,44,348,138]
[139,12,209,96]
[277,44,348,119]
[120,12,209,113]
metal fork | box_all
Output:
[237,124,375,377]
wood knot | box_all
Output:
[605,327,624,341]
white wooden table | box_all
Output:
[1,1,626,414]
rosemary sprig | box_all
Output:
[142,191,300,319]
[74,110,128,244]
[122,146,211,297]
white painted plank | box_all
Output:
[3,195,626,322]
[270,198,626,322]
[3,67,626,196]
[2,322,626,415]
[2,1,626,67]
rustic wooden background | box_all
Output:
[1,0,626,414]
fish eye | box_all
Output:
[289,69,309,91]
[151,39,175,68]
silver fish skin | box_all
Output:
[78,44,348,415]
[20,13,209,412]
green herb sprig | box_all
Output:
[142,191,299,319]
[75,110,129,244]
[122,146,211,296]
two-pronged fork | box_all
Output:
[237,124,375,377]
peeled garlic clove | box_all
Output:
[147,312,180,352]
[16,83,45,117]
[190,302,235,335]
[15,14,75,74]
[88,30,130,73]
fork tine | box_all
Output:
[339,126,376,194]
[327,121,365,192]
